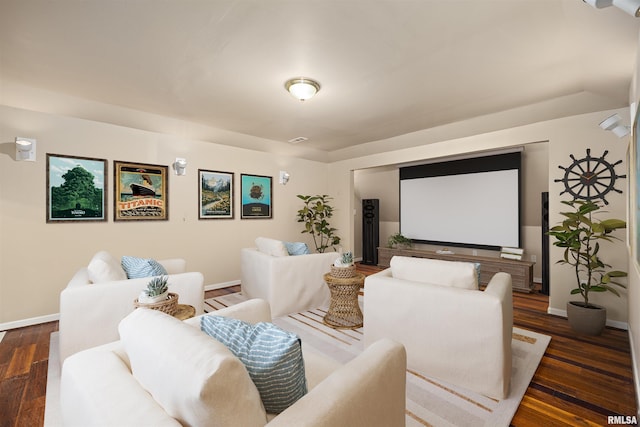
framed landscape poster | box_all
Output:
[46,154,107,222]
[241,174,272,219]
[114,161,168,221]
[199,169,234,219]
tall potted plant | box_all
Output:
[296,194,341,253]
[548,199,627,335]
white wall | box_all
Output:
[330,109,629,325]
[0,105,329,326]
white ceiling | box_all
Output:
[1,0,639,159]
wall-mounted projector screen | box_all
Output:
[400,152,521,251]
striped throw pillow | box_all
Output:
[201,315,307,413]
[121,256,167,279]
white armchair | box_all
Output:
[59,251,204,363]
[240,238,339,318]
[364,256,513,400]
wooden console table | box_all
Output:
[377,247,534,293]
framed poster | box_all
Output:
[199,169,234,219]
[241,174,272,219]
[114,161,168,221]
[46,154,107,222]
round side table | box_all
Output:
[323,272,365,329]
[173,304,196,321]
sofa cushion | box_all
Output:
[390,256,478,290]
[87,251,127,283]
[284,241,311,256]
[255,237,289,257]
[121,255,168,279]
[119,308,266,427]
[201,315,307,414]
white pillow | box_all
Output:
[390,256,478,290]
[119,309,266,427]
[255,237,289,257]
[87,251,127,283]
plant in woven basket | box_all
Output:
[138,276,170,304]
[339,251,354,266]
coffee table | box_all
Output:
[323,272,365,329]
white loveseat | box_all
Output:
[364,256,513,400]
[59,251,204,363]
[241,238,339,317]
[60,299,407,427]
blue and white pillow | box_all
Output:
[121,256,168,279]
[201,315,307,413]
[284,241,311,256]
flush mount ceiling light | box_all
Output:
[284,77,320,101]
[583,0,640,17]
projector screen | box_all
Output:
[400,152,521,250]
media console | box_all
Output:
[377,247,534,293]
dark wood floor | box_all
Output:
[0,263,636,427]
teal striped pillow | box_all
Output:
[201,315,307,413]
[121,256,167,279]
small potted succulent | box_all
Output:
[134,276,179,315]
[331,251,356,278]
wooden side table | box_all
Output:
[173,304,196,321]
[323,272,365,329]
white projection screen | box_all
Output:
[399,152,521,250]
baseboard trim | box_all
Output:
[547,307,629,330]
[0,313,60,331]
[205,279,240,291]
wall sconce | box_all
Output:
[583,0,640,17]
[599,113,630,137]
[279,170,290,185]
[15,137,36,161]
[173,157,188,175]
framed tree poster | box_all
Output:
[114,161,168,221]
[199,169,234,219]
[46,154,107,222]
[241,174,272,219]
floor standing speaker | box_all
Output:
[362,199,380,265]
[541,192,550,295]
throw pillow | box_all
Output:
[87,251,127,283]
[121,256,168,279]
[255,237,290,257]
[201,315,307,414]
[284,241,311,256]
[119,308,266,427]
[390,256,478,290]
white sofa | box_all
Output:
[241,238,339,317]
[60,299,407,427]
[59,251,204,363]
[364,256,513,400]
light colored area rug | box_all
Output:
[44,294,550,427]
[206,293,551,427]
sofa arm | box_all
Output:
[267,339,407,427]
[59,271,204,363]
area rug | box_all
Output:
[206,293,550,427]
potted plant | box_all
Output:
[134,276,179,315]
[296,194,341,253]
[331,251,356,278]
[387,232,412,249]
[548,199,627,335]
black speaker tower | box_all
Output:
[541,192,550,295]
[362,199,380,265]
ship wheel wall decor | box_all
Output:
[554,149,626,205]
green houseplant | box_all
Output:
[548,199,627,335]
[387,232,412,249]
[296,194,341,253]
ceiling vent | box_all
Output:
[288,137,308,144]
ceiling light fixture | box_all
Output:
[583,0,640,17]
[285,77,320,101]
